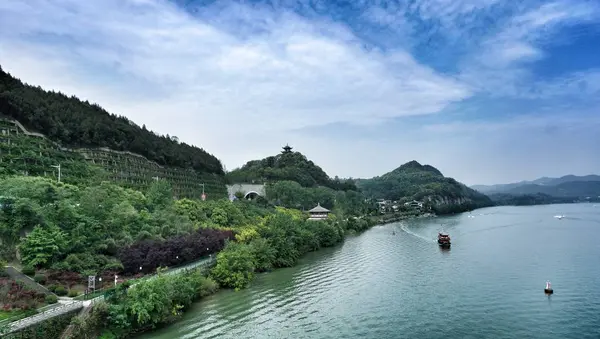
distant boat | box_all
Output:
[438,232,451,248]
[554,215,565,219]
[545,281,553,294]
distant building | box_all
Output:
[282,144,293,153]
[308,203,330,221]
[404,200,423,209]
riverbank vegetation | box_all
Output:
[0,171,376,337]
[0,176,235,296]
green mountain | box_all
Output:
[226,145,357,191]
[471,174,600,194]
[0,65,227,198]
[502,181,600,198]
[356,160,493,214]
[0,65,222,174]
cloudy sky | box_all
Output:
[1,0,599,185]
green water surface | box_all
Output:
[143,204,600,339]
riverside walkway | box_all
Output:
[1,257,216,336]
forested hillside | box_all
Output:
[226,146,357,191]
[472,174,600,194]
[503,181,600,198]
[0,66,222,174]
[357,161,493,213]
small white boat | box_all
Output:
[554,215,565,219]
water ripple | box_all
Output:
[143,204,600,339]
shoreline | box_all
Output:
[369,212,437,225]
[3,209,465,338]
[126,211,438,338]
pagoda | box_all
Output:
[282,144,293,153]
[308,203,330,221]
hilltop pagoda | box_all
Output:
[308,203,330,221]
[282,144,293,153]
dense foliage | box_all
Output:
[356,160,493,213]
[0,134,107,185]
[210,207,363,290]
[0,66,223,174]
[103,268,218,338]
[0,176,196,271]
[227,149,357,191]
[265,180,377,216]
[118,229,234,275]
[0,175,255,298]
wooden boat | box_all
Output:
[438,232,451,247]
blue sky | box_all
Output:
[1,0,599,185]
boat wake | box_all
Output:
[399,224,436,243]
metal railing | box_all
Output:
[4,300,83,334]
[1,256,217,335]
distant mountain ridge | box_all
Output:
[471,174,600,194]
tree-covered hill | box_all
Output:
[356,160,493,213]
[471,174,600,194]
[0,66,223,174]
[226,146,357,191]
[502,181,600,198]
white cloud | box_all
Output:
[0,0,599,184]
[0,0,473,167]
[459,0,600,96]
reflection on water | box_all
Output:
[143,204,600,339]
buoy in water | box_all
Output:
[544,281,553,294]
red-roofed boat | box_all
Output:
[438,232,451,248]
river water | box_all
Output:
[143,204,600,339]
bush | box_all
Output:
[118,228,235,275]
[0,259,7,277]
[34,273,46,284]
[45,294,58,304]
[22,266,35,276]
[197,276,219,297]
[55,285,67,296]
[47,284,57,292]
[211,242,256,290]
[67,289,79,298]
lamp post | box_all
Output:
[51,164,61,182]
[200,183,206,201]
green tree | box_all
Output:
[211,242,256,290]
[146,180,173,212]
[19,224,67,267]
